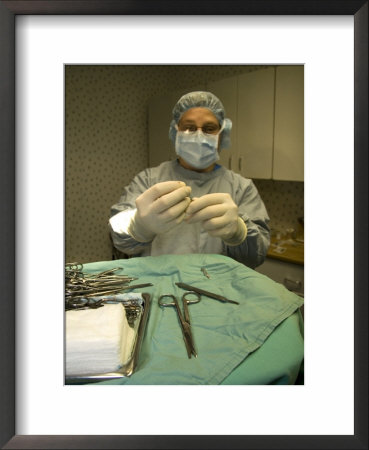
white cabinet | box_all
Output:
[273,66,304,181]
[209,67,303,181]
[208,68,275,179]
[207,69,275,178]
[237,68,275,179]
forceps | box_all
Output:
[158,292,201,358]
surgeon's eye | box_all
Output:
[202,125,219,135]
[183,125,198,133]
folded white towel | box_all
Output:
[65,303,135,376]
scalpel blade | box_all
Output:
[175,282,239,305]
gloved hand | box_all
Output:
[128,181,192,242]
[184,193,247,246]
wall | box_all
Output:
[65,65,304,263]
[254,179,304,235]
[65,65,178,263]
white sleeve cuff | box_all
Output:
[109,209,137,235]
[222,217,248,246]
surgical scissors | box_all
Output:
[158,291,201,358]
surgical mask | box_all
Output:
[175,127,221,170]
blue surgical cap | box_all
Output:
[169,91,232,150]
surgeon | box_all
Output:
[109,91,270,268]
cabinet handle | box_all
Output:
[228,156,232,169]
[238,157,242,171]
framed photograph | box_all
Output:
[1,1,367,449]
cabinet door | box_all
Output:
[207,76,238,172]
[237,68,275,179]
[273,66,304,181]
[148,94,174,167]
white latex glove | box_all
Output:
[184,193,247,246]
[128,181,192,242]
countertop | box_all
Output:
[267,237,304,265]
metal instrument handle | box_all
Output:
[158,294,176,307]
[176,282,239,305]
[182,291,201,305]
[182,292,201,324]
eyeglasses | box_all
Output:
[177,124,221,135]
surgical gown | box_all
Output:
[110,160,270,268]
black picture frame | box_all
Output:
[1,1,367,449]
